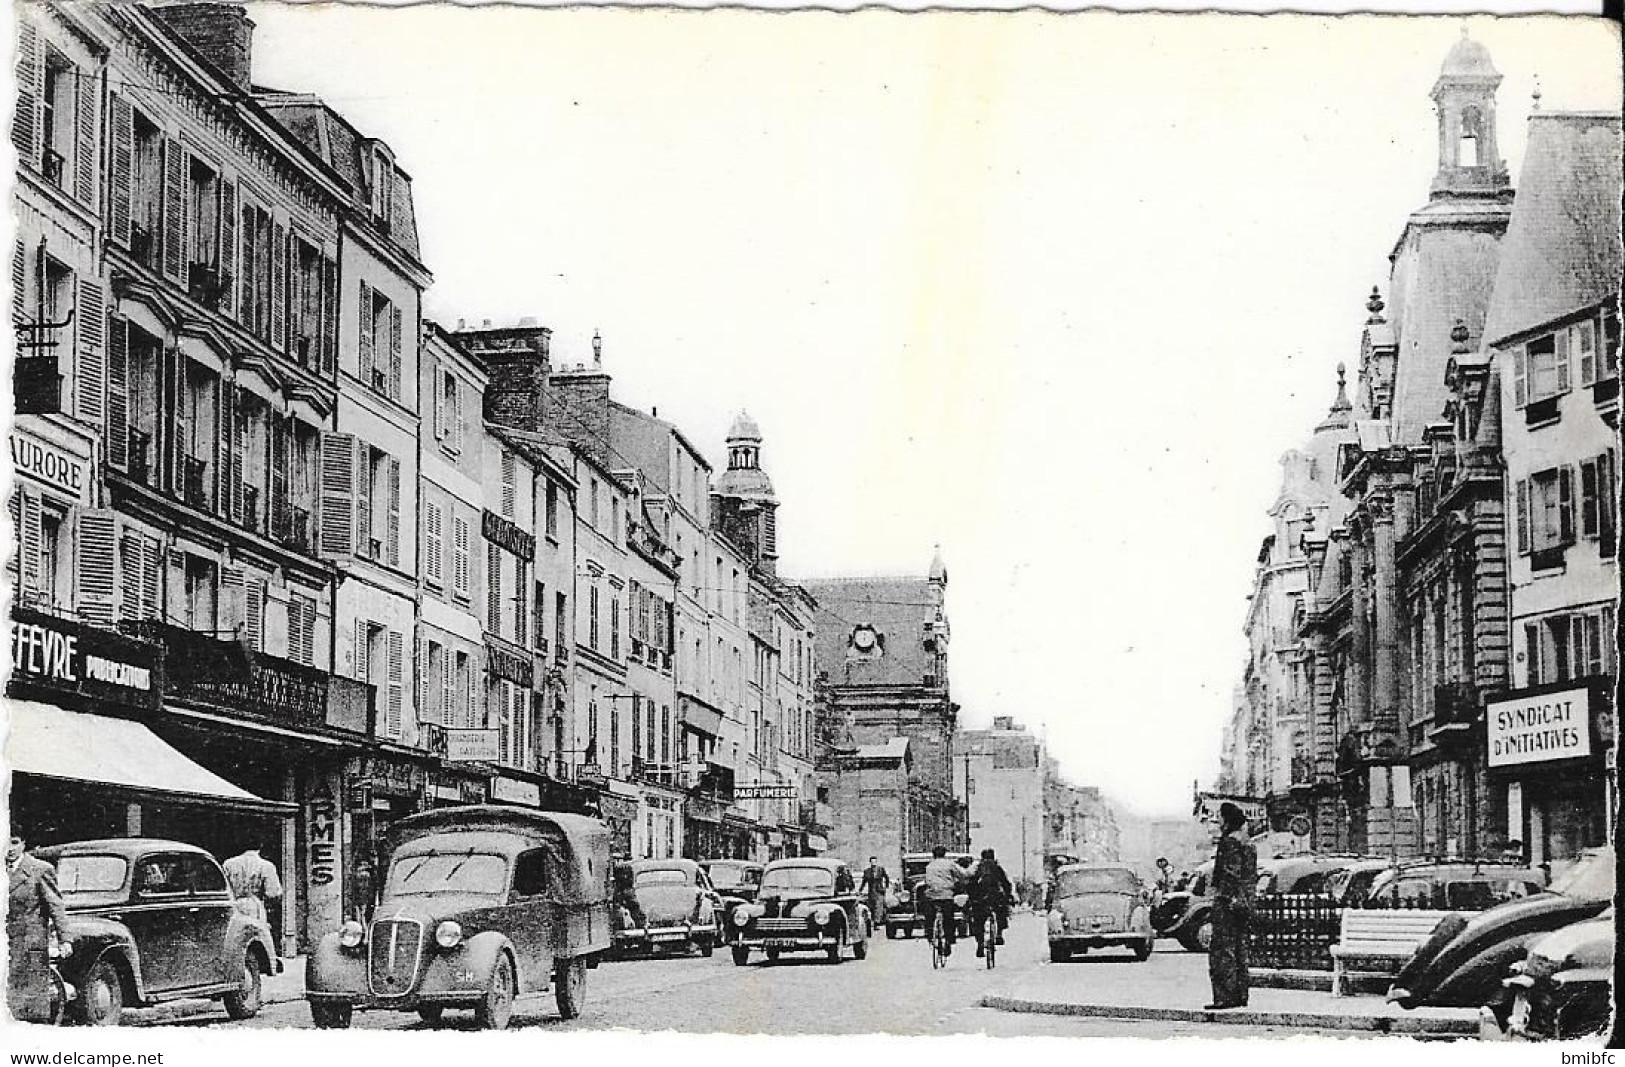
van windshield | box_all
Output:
[386,853,508,897]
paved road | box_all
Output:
[126,914,1392,1039]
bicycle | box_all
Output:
[980,909,998,969]
[930,907,949,969]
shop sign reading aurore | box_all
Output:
[1487,687,1591,767]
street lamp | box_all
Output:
[962,752,975,852]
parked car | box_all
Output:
[1256,854,1361,896]
[1151,860,1214,951]
[612,859,723,957]
[1388,845,1614,1010]
[36,839,280,1026]
[729,857,870,965]
[885,851,971,938]
[700,860,763,942]
[1479,908,1613,1041]
[1324,857,1397,907]
[305,806,612,1030]
[1364,861,1546,911]
[1046,864,1154,962]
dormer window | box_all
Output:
[369,144,394,230]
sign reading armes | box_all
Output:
[1488,687,1591,767]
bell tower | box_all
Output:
[1429,29,1512,201]
[712,411,780,576]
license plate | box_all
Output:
[1091,915,1114,925]
[651,931,687,941]
[763,938,805,948]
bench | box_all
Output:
[1328,909,1461,996]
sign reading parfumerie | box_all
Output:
[1487,687,1591,767]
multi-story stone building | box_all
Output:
[804,550,964,865]
[1484,108,1619,865]
[954,717,1045,885]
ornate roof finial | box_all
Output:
[592,330,603,367]
[1366,286,1386,323]
[1450,318,1471,353]
[1531,75,1542,111]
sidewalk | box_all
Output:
[265,956,305,1006]
[981,948,1480,1036]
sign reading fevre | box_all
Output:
[1488,687,1592,767]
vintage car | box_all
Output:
[729,857,871,965]
[1046,864,1154,962]
[1255,854,1363,896]
[1364,861,1546,911]
[306,805,612,1030]
[885,851,972,938]
[1151,860,1214,951]
[1388,845,1614,1010]
[611,858,723,956]
[1479,908,1613,1041]
[1324,857,1397,908]
[36,839,280,1026]
[700,859,764,940]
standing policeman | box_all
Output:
[1205,803,1257,1010]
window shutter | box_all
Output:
[356,446,372,558]
[319,255,336,375]
[441,649,454,726]
[214,379,233,519]
[18,490,43,601]
[75,509,119,626]
[1558,466,1575,545]
[108,95,134,247]
[8,493,21,592]
[270,416,289,541]
[1601,450,1618,558]
[12,239,26,321]
[488,544,503,635]
[71,61,97,205]
[358,279,374,384]
[140,535,160,620]
[161,138,185,281]
[1554,329,1571,394]
[417,635,429,725]
[246,578,265,651]
[318,432,358,557]
[388,302,403,400]
[501,451,516,518]
[386,630,404,738]
[1580,458,1600,540]
[1513,346,1527,409]
[451,383,463,452]
[355,619,370,682]
[453,516,470,596]
[1579,323,1597,387]
[220,565,245,638]
[217,179,236,317]
[11,19,41,162]
[269,221,287,353]
[105,313,129,469]
[386,456,401,565]
[424,501,443,586]
[75,277,105,426]
[1515,478,1530,555]
[237,203,253,323]
[232,399,247,524]
[119,532,142,624]
[433,370,445,439]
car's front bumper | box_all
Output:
[736,931,838,951]
[308,990,486,1012]
[614,923,708,948]
[1049,931,1146,949]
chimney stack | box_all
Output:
[152,4,255,93]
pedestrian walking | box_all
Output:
[1206,802,1257,1010]
[223,841,284,926]
[860,856,890,923]
[353,855,378,923]
[8,833,72,1023]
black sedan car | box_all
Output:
[729,858,871,965]
[1388,845,1614,1010]
[37,839,280,1026]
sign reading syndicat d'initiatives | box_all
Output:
[1487,687,1591,768]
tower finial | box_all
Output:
[1366,286,1385,323]
[592,330,602,367]
[1450,318,1471,353]
[1531,75,1542,111]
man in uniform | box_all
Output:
[1206,802,1257,1010]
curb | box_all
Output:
[978,995,1478,1036]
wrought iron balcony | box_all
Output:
[182,455,210,510]
[41,148,65,189]
[144,621,360,733]
[13,356,61,415]
[130,222,157,269]
[187,262,227,309]
[127,428,152,485]
[241,485,261,534]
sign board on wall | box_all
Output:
[493,778,540,806]
[10,428,91,504]
[1487,687,1592,767]
[445,729,500,761]
[9,607,162,710]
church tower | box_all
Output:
[1429,29,1513,202]
[711,412,780,576]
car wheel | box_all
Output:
[1049,945,1069,964]
[852,937,868,961]
[731,946,751,967]
[553,956,587,1021]
[698,930,715,958]
[826,930,844,963]
[1193,917,1213,953]
[72,959,124,1026]
[765,948,780,961]
[885,924,897,940]
[417,1006,444,1025]
[310,1000,353,1029]
[476,953,517,1030]
[223,952,264,1019]
[1133,939,1153,962]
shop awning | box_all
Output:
[5,700,293,814]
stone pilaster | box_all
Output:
[1371,496,1400,728]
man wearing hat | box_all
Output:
[1206,802,1257,1010]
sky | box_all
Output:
[245,5,1621,818]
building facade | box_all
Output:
[954,717,1045,885]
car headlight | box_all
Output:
[732,909,751,927]
[339,921,364,949]
[812,910,831,926]
[435,921,463,949]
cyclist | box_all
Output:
[968,848,1013,958]
[919,845,969,956]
